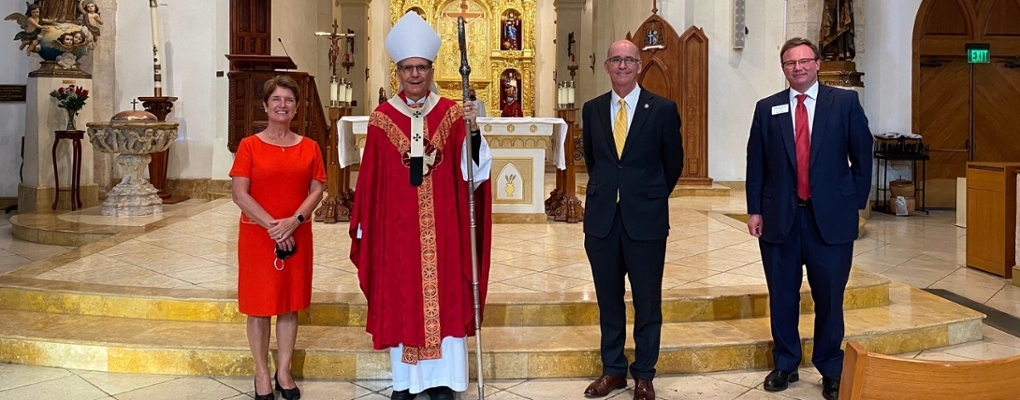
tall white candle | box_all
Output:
[557,83,564,107]
[330,81,338,103]
[567,84,575,105]
[149,0,163,97]
[345,84,353,106]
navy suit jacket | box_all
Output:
[745,84,873,245]
[582,87,684,240]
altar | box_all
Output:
[338,116,568,222]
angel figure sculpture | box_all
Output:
[77,0,103,44]
[6,2,45,56]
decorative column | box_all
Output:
[19,69,99,212]
[337,0,369,115]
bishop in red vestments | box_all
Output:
[348,12,493,400]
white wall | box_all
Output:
[657,0,788,181]
[862,0,921,136]
[0,2,33,197]
[534,0,556,117]
[116,1,222,180]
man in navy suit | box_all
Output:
[745,38,872,400]
[580,39,683,400]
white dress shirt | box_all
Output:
[789,81,819,137]
[610,85,641,132]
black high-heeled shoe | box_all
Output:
[254,378,274,400]
[274,371,301,400]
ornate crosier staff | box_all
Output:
[457,16,485,400]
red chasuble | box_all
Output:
[350,92,492,364]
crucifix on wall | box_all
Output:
[315,19,356,77]
[444,0,482,22]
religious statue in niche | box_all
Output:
[407,7,426,22]
[819,0,855,61]
[642,19,664,51]
[500,70,523,117]
[501,11,522,51]
[5,0,97,67]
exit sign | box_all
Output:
[966,43,990,63]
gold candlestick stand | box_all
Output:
[314,105,355,223]
[545,107,583,222]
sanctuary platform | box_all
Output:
[0,178,984,381]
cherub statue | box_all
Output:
[77,0,102,43]
[6,2,44,56]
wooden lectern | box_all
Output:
[966,162,1020,278]
[225,55,330,167]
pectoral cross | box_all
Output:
[444,0,482,23]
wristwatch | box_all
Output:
[294,213,305,223]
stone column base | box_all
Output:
[18,183,100,213]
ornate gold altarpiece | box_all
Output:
[389,0,536,116]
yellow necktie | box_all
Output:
[614,98,628,158]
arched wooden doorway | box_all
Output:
[627,14,710,187]
[913,0,1020,207]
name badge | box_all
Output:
[771,104,790,115]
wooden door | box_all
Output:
[918,57,971,208]
[229,0,271,56]
[973,60,1020,162]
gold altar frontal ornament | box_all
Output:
[390,0,536,116]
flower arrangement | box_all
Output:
[49,84,90,131]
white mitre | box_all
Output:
[385,12,441,63]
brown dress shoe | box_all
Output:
[584,374,627,398]
[633,379,655,400]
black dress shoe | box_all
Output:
[763,368,799,392]
[274,371,301,400]
[254,378,274,400]
[426,386,455,399]
[822,376,840,400]
[390,389,417,400]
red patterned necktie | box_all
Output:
[795,94,810,200]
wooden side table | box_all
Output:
[52,130,84,211]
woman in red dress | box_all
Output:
[229,75,326,400]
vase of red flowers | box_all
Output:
[49,84,90,131]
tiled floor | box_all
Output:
[3,190,1020,399]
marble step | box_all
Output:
[0,269,889,327]
[0,283,982,380]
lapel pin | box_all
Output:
[644,104,649,109]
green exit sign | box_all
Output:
[966,43,990,63]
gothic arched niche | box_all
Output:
[500,9,522,51]
[499,68,523,117]
[390,0,535,116]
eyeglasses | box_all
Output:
[782,58,818,70]
[607,57,640,66]
[397,64,433,74]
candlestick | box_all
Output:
[567,81,575,107]
[149,0,163,97]
[557,82,564,108]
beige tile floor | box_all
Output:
[3,190,1020,399]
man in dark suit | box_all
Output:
[581,39,683,400]
[745,37,873,400]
